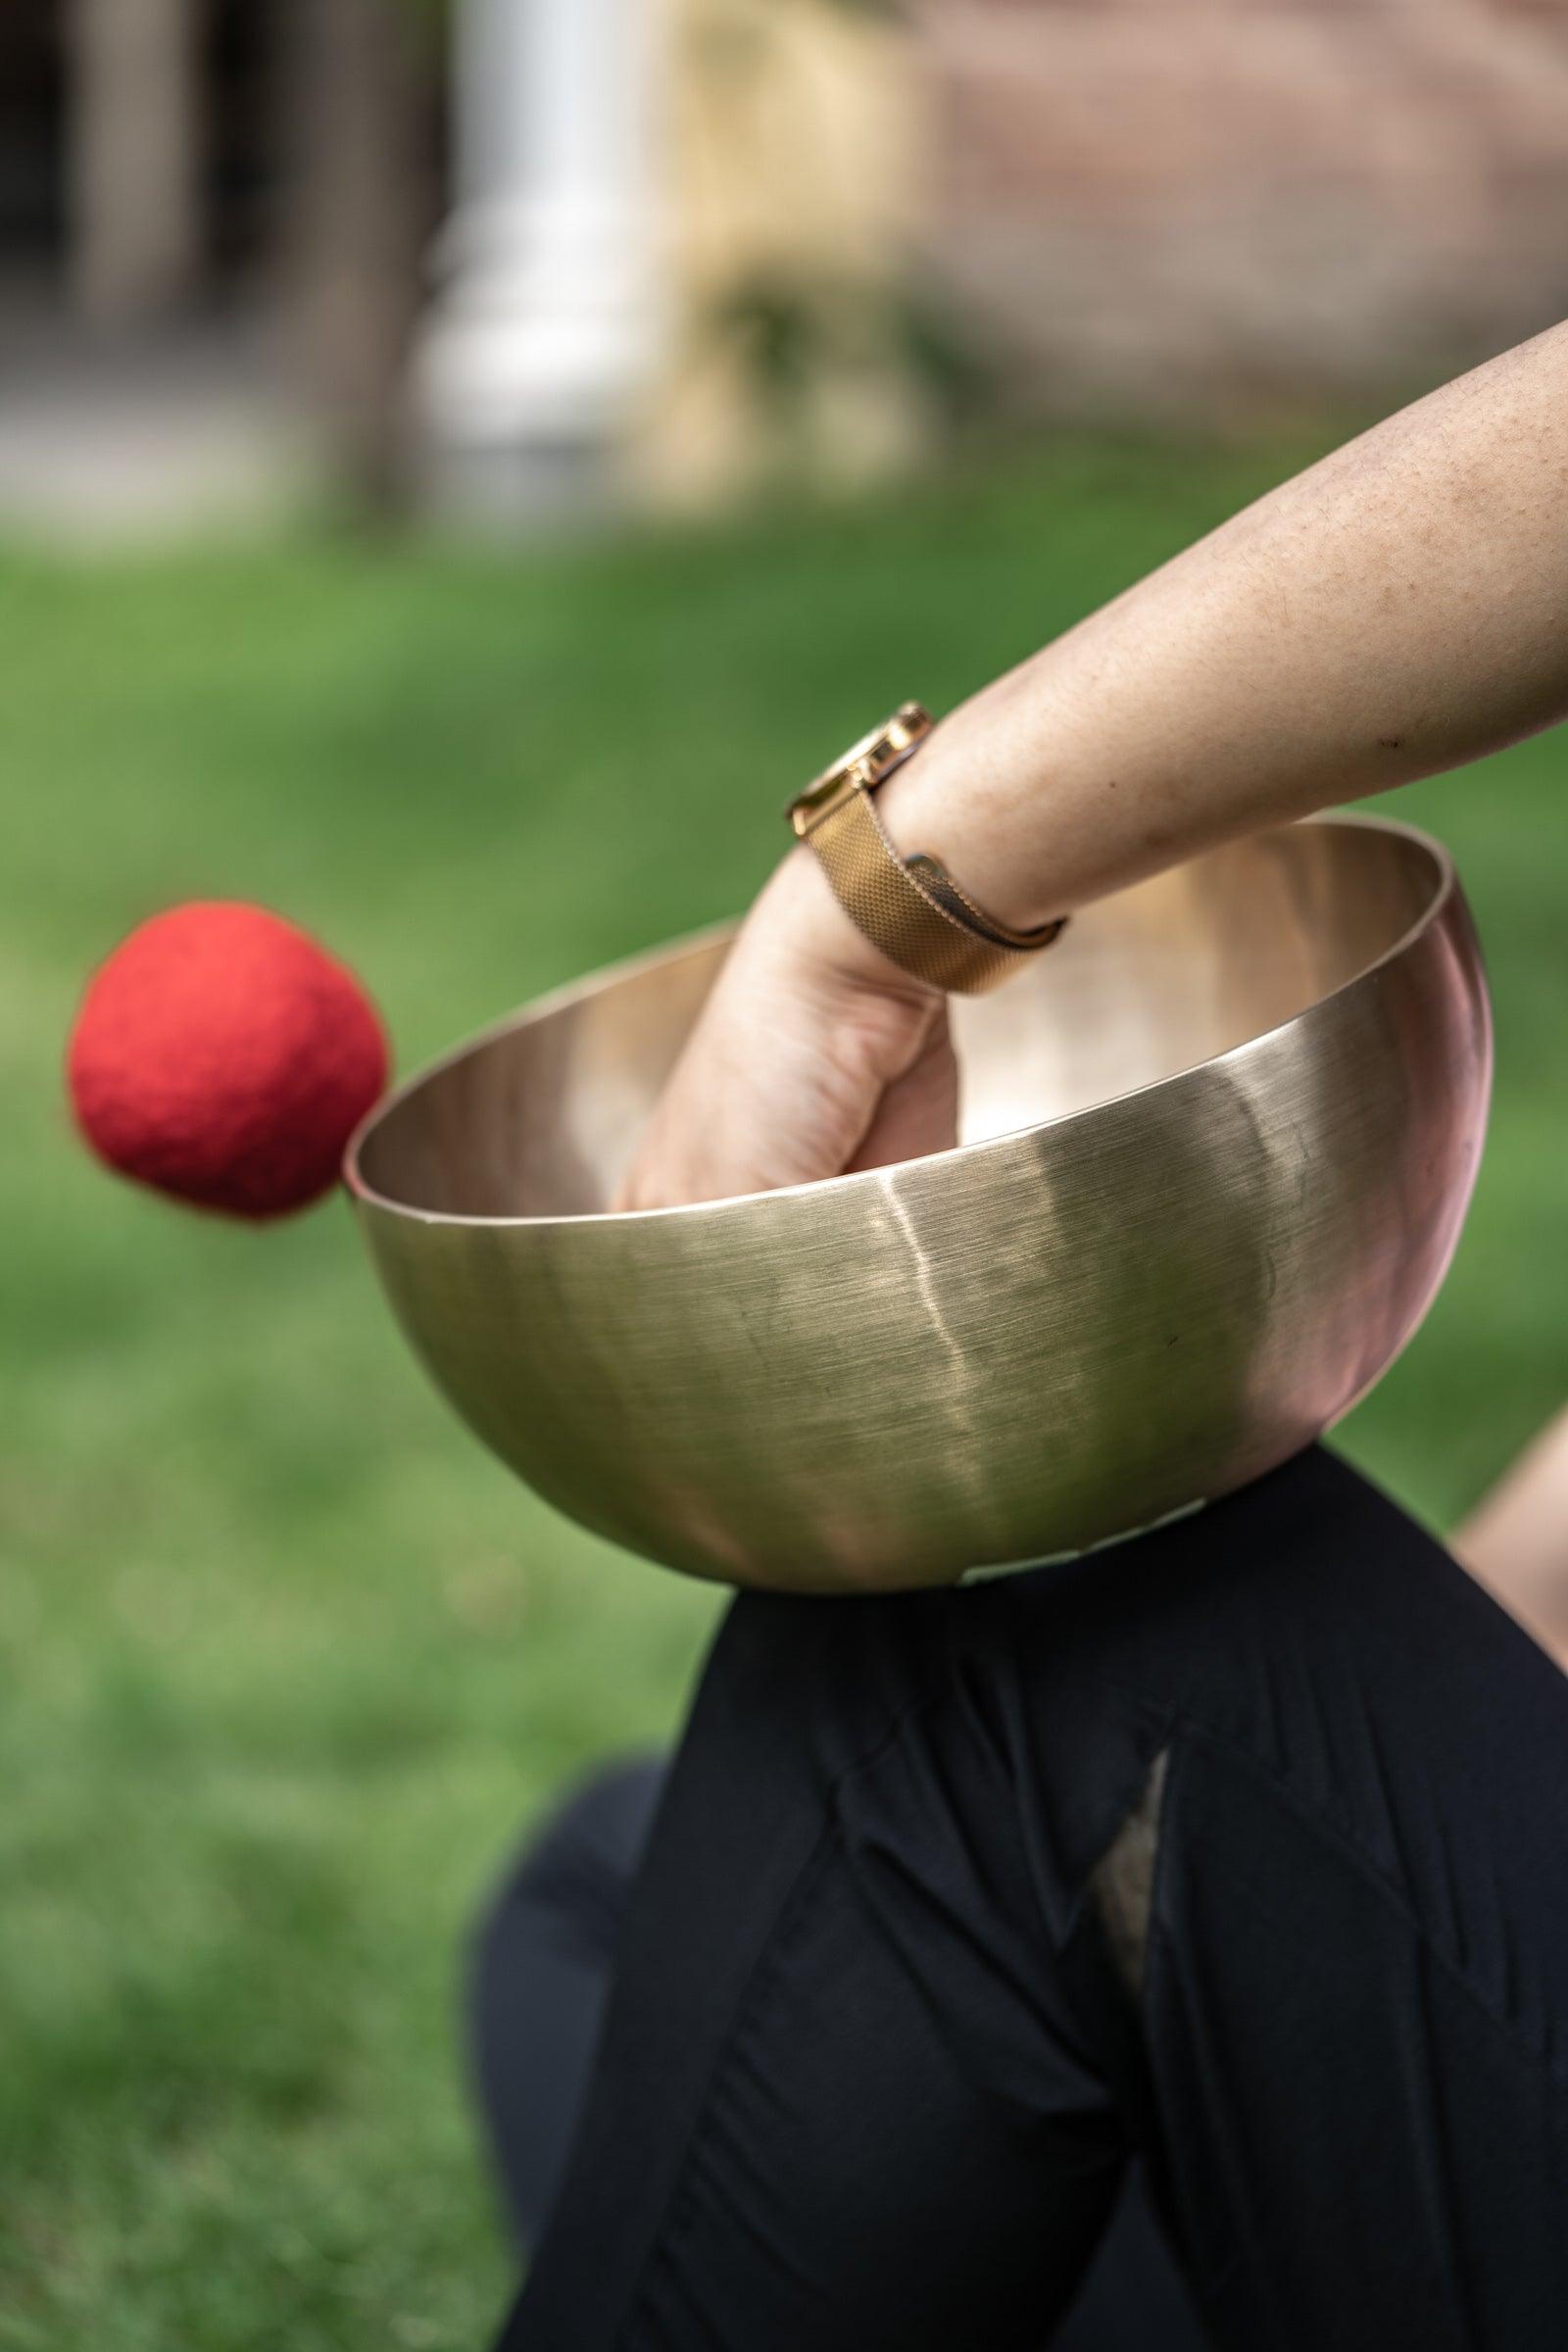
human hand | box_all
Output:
[614,849,957,1211]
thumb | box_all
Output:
[846,1003,959,1175]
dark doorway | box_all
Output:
[0,0,68,282]
[206,0,288,290]
[0,0,295,318]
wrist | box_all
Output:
[875,695,1065,935]
[762,840,945,1009]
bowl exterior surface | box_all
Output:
[351,827,1491,1591]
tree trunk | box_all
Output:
[279,0,435,514]
[70,0,203,324]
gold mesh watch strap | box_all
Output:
[787,705,1066,996]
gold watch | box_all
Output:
[786,704,1066,995]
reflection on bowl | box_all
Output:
[347,817,1491,1593]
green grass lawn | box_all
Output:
[4,436,1567,2348]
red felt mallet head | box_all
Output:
[67,902,389,1220]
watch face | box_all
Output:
[790,704,932,827]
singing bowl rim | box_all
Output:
[342,810,1457,1230]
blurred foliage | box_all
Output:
[686,0,989,472]
[693,0,906,73]
[2,429,1565,2346]
[701,268,996,435]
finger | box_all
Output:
[845,1009,959,1175]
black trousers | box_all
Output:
[475,1447,1568,2350]
[474,1760,1210,2351]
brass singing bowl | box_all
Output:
[346,816,1491,1593]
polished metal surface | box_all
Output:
[346,817,1491,1592]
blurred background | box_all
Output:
[4,2,1568,2345]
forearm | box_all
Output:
[1456,1405,1568,1671]
[623,320,1568,1206]
[878,320,1568,930]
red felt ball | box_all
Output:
[67,902,389,1220]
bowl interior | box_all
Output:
[355,819,1444,1223]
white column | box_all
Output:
[417,0,665,503]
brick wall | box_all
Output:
[920,0,1568,412]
